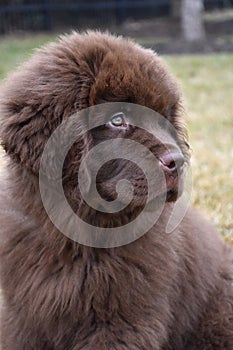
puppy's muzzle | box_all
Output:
[159,151,185,201]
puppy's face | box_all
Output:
[0,32,189,224]
[89,103,185,210]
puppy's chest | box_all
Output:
[47,253,155,322]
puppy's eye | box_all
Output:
[110,113,127,127]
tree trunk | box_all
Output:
[181,0,205,42]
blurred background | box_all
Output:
[0,0,232,241]
[0,0,233,53]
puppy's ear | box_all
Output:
[0,86,52,173]
[0,36,99,174]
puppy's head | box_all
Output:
[0,31,189,219]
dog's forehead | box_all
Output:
[85,48,180,114]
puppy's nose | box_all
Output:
[159,152,184,174]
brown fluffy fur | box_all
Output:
[0,31,232,350]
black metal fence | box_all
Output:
[0,0,169,34]
[0,0,232,34]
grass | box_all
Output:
[165,55,233,241]
[0,35,232,241]
[0,34,57,79]
[203,8,233,21]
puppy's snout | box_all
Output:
[159,152,184,175]
[159,151,184,201]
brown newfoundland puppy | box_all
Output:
[0,32,232,350]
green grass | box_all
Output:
[0,34,56,79]
[165,55,233,241]
[0,35,232,241]
[203,8,233,21]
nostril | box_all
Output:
[159,152,184,173]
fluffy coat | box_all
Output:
[0,32,232,350]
